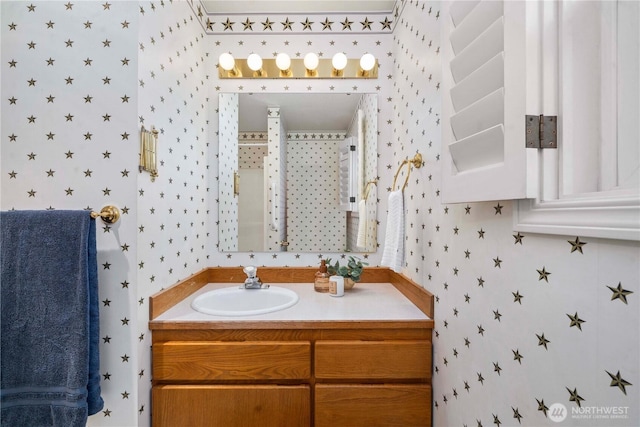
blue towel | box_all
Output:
[1,210,104,426]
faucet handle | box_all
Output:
[243,266,257,278]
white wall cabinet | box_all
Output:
[441,0,640,240]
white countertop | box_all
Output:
[154,282,431,322]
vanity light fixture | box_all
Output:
[275,53,292,77]
[217,53,377,79]
[218,52,241,77]
[331,52,348,77]
[303,52,320,77]
[246,53,265,77]
[359,53,376,77]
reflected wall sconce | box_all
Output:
[217,52,378,79]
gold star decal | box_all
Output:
[537,266,551,282]
[206,18,214,30]
[567,312,585,330]
[512,407,523,424]
[360,17,373,30]
[568,236,586,253]
[566,387,584,407]
[380,17,392,30]
[513,291,523,304]
[494,203,503,214]
[8,22,17,30]
[606,370,632,395]
[301,18,313,30]
[536,398,549,417]
[493,362,502,375]
[223,18,234,31]
[242,18,254,31]
[262,18,273,30]
[342,17,353,30]
[536,333,550,349]
[64,2,72,10]
[281,18,293,31]
[321,17,333,30]
[607,282,633,304]
[513,232,524,244]
[512,349,523,364]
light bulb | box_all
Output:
[360,53,376,71]
[247,53,263,71]
[303,52,319,70]
[275,53,291,71]
[218,52,235,71]
[332,52,348,71]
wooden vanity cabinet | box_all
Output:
[149,268,435,426]
[151,328,432,427]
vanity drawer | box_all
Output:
[153,341,311,381]
[315,384,431,427]
[315,340,431,380]
[153,384,310,427]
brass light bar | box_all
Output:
[218,58,378,79]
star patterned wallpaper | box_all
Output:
[1,1,639,427]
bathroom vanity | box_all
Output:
[149,267,434,427]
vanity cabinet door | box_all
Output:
[153,385,310,427]
[315,384,431,427]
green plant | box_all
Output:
[324,256,368,282]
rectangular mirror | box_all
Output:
[218,93,378,253]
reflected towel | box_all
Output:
[380,190,405,273]
[356,199,367,248]
[1,210,104,427]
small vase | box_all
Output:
[344,278,356,290]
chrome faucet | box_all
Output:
[241,266,269,289]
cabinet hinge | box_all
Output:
[526,115,557,149]
[350,145,356,151]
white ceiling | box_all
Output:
[202,1,395,14]
[236,92,364,132]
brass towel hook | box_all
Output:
[392,153,423,191]
[90,205,121,224]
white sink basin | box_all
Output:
[191,286,299,316]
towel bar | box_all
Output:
[90,205,121,224]
[392,153,423,191]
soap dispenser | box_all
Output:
[314,260,330,293]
